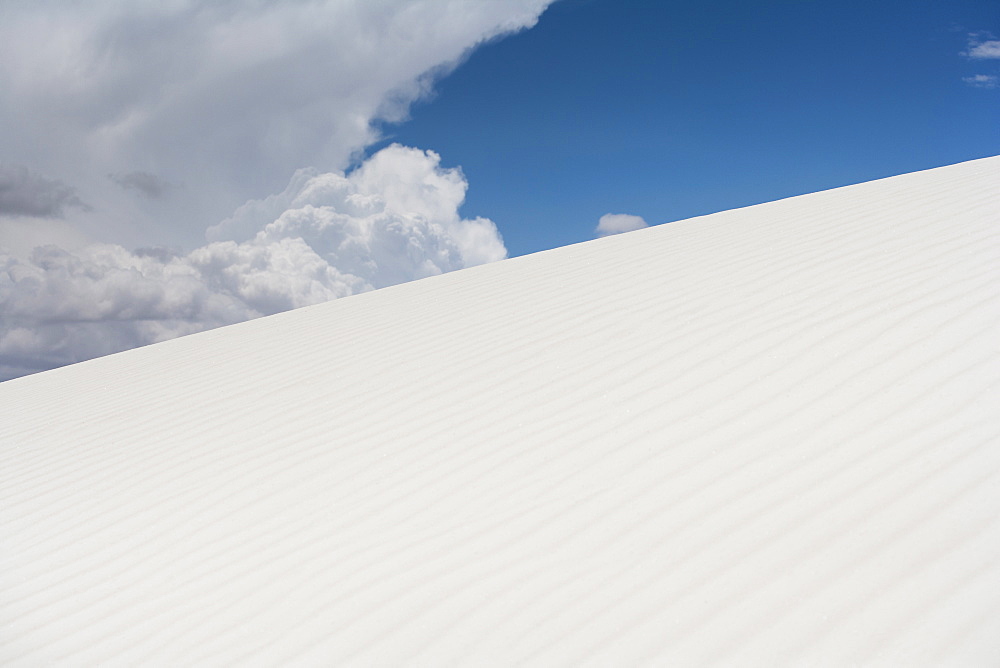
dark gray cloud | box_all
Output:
[0,165,89,219]
[109,171,174,199]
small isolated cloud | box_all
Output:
[959,34,1000,89]
[0,165,89,219]
[961,33,1000,89]
[963,74,999,89]
[109,172,175,199]
[965,35,1000,59]
[596,213,649,237]
[0,144,505,381]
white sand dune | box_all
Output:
[2,156,999,665]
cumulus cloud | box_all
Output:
[0,144,505,381]
[596,213,649,237]
[0,165,89,219]
[0,1,554,381]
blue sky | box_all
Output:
[379,0,1000,256]
[0,0,997,381]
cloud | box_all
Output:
[109,171,175,199]
[965,35,1000,59]
[0,144,505,381]
[0,0,554,247]
[596,213,649,237]
[963,74,999,89]
[961,33,1000,89]
[0,1,554,381]
[0,165,89,219]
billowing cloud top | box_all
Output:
[0,0,555,381]
[0,145,505,381]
